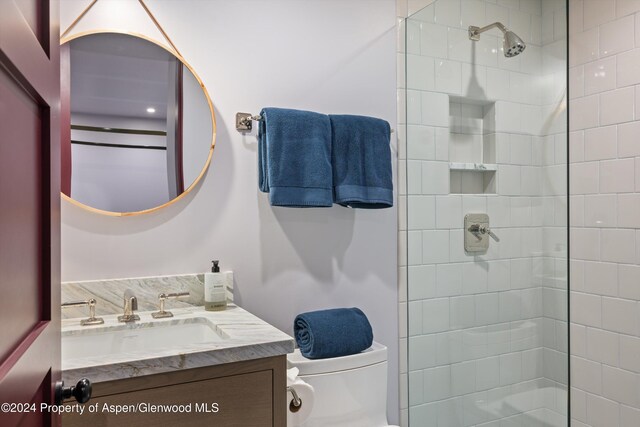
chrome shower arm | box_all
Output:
[468,22,508,41]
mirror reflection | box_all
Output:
[62,32,214,214]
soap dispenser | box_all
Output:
[204,260,227,311]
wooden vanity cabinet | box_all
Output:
[62,355,287,427]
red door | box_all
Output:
[0,1,61,426]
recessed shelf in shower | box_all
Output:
[448,96,496,195]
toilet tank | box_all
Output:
[287,342,389,427]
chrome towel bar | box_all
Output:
[236,112,394,133]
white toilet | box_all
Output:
[286,341,399,427]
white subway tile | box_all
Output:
[408,300,422,336]
[619,264,640,300]
[408,370,424,406]
[572,323,588,357]
[570,161,599,194]
[434,0,460,27]
[422,298,450,333]
[621,404,640,427]
[584,56,617,95]
[486,68,511,101]
[499,352,522,386]
[601,228,637,263]
[407,55,435,91]
[571,291,602,327]
[583,0,615,30]
[461,63,487,99]
[570,130,585,163]
[450,295,476,330]
[435,263,462,296]
[584,194,617,227]
[617,0,640,18]
[487,260,510,292]
[462,261,488,295]
[584,125,617,161]
[409,334,437,370]
[600,158,635,193]
[570,27,599,66]
[435,195,462,229]
[620,335,640,372]
[406,19,421,55]
[486,3,509,27]
[498,165,522,195]
[618,194,640,228]
[584,260,619,296]
[636,157,640,191]
[600,87,635,125]
[408,265,436,301]
[451,360,476,395]
[603,296,639,335]
[423,229,450,264]
[569,95,599,130]
[421,92,449,127]
[422,161,449,195]
[587,393,620,427]
[460,0,485,29]
[617,49,640,88]
[602,365,639,407]
[570,66,585,98]
[407,160,422,194]
[617,121,640,157]
[408,230,423,265]
[407,90,422,124]
[423,366,451,402]
[569,0,584,36]
[600,15,635,58]
[571,195,585,226]
[408,195,436,230]
[407,125,436,160]
[586,327,620,366]
[572,355,603,393]
[475,292,499,326]
[420,22,448,59]
[435,59,462,95]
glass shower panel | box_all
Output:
[404,1,568,426]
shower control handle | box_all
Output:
[468,224,500,242]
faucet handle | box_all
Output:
[152,292,190,319]
[62,298,104,326]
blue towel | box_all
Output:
[294,307,374,359]
[329,115,393,208]
[258,108,333,207]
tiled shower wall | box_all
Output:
[569,1,640,426]
[398,0,568,426]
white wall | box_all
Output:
[569,1,640,426]
[60,0,399,421]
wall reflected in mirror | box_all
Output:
[61,32,214,214]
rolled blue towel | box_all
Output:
[294,307,374,359]
[258,107,333,207]
[329,114,393,208]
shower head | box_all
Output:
[503,30,526,57]
[468,22,526,58]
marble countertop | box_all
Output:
[61,304,295,384]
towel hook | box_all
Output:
[236,112,262,132]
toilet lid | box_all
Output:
[287,341,387,376]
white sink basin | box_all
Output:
[62,317,228,361]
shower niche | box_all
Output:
[448,96,496,194]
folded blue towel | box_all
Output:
[294,307,374,359]
[258,108,333,207]
[329,115,393,208]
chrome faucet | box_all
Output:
[118,289,140,323]
[62,298,104,326]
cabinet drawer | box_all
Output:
[63,370,273,427]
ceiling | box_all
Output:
[69,33,176,120]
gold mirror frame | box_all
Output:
[60,30,216,217]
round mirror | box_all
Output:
[61,32,215,215]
